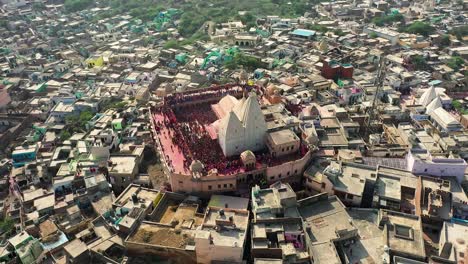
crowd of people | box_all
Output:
[151,85,309,175]
[151,104,228,172]
[163,84,261,106]
[152,102,262,175]
[174,103,217,124]
[178,120,232,173]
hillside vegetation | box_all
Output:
[66,0,320,37]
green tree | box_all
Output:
[451,25,468,40]
[163,40,180,49]
[0,217,14,235]
[370,32,378,38]
[102,100,128,112]
[60,131,71,141]
[372,13,404,26]
[64,0,93,13]
[79,110,93,123]
[178,11,206,37]
[225,53,263,71]
[451,100,468,114]
[32,2,46,10]
[142,36,155,47]
[412,55,429,70]
[238,12,257,29]
[306,24,329,33]
[102,0,322,39]
[404,21,435,36]
[372,17,385,27]
[333,29,345,36]
[440,34,451,47]
[447,56,465,71]
[63,109,94,137]
[452,100,462,110]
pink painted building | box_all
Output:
[150,84,313,195]
[406,149,467,183]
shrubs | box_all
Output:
[403,21,435,36]
[64,0,93,13]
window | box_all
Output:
[270,176,275,180]
[287,171,290,176]
[218,184,221,189]
[224,184,227,188]
[229,184,233,188]
[178,181,183,184]
[394,224,414,240]
[295,169,298,174]
[208,185,212,190]
[321,182,326,189]
[278,174,282,178]
[424,169,428,172]
[347,193,354,200]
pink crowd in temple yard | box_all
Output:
[151,84,309,176]
[153,104,248,175]
[163,83,260,106]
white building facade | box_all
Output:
[218,92,268,157]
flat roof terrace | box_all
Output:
[128,222,194,249]
[114,185,159,210]
[346,209,385,264]
[158,203,204,229]
[201,208,249,247]
[299,196,356,243]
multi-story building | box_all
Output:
[406,149,467,182]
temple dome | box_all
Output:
[239,69,249,83]
[240,150,256,166]
[190,160,204,173]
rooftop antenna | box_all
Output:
[365,56,387,136]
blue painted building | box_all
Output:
[290,29,316,40]
[12,144,38,168]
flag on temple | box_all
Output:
[337,79,344,87]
